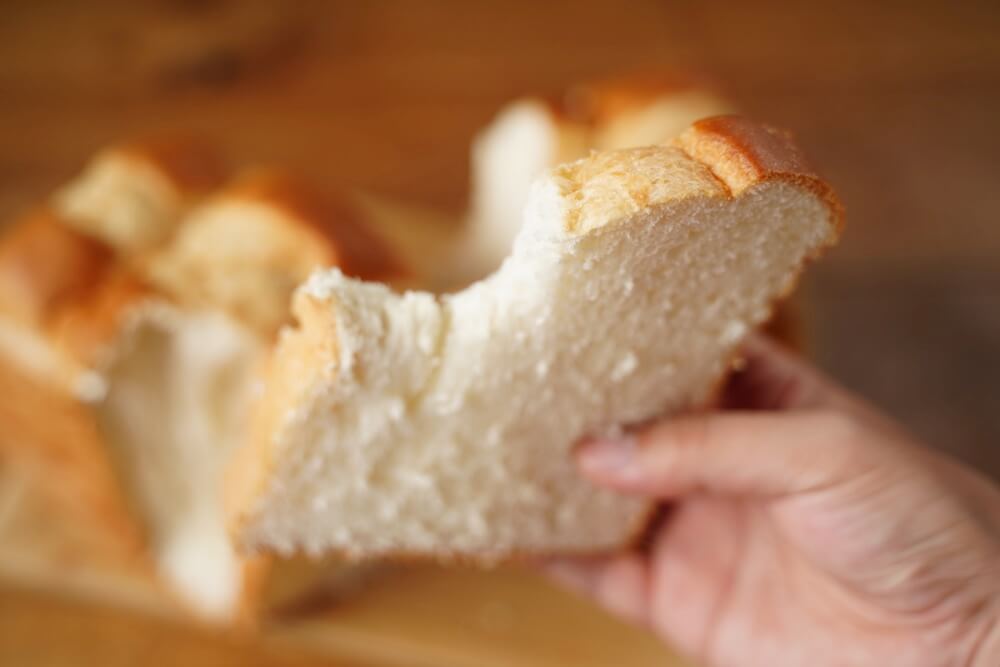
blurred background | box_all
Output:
[1,1,998,665]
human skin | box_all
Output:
[546,335,1000,667]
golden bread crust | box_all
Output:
[145,169,407,336]
[0,208,114,326]
[48,269,154,374]
[222,170,405,282]
[225,293,340,543]
[676,115,845,231]
[677,114,844,353]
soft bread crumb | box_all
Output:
[98,304,261,618]
[232,139,840,559]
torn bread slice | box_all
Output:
[228,116,843,559]
[54,136,227,253]
[466,74,732,275]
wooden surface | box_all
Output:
[1,0,999,664]
[0,565,684,667]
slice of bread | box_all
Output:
[467,74,732,275]
[228,116,843,560]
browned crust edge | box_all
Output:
[675,114,846,235]
[0,208,115,328]
[218,169,407,283]
[47,269,158,374]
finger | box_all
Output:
[724,334,845,411]
[540,556,608,595]
[540,553,649,626]
[578,410,862,498]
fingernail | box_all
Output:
[577,436,641,480]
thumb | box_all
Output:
[577,411,865,498]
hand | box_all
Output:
[546,335,1000,667]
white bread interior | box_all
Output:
[230,117,842,559]
[96,303,262,618]
[468,100,588,274]
[466,80,731,275]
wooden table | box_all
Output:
[1,0,999,664]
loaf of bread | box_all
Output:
[227,116,843,560]
[0,141,407,621]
